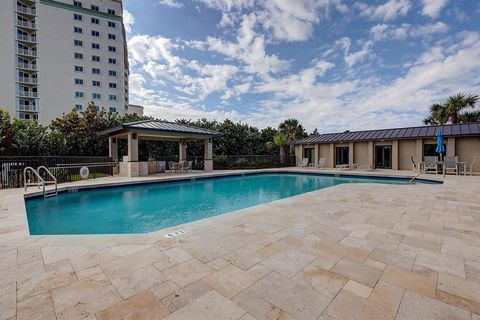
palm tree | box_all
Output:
[266,132,288,164]
[278,118,307,153]
[424,93,479,125]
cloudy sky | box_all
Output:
[123,0,480,132]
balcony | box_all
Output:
[16,34,37,43]
[16,48,37,57]
[16,6,37,15]
[16,20,36,29]
[17,90,39,98]
[16,62,37,70]
[17,104,39,112]
[17,76,38,84]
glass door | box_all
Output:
[375,145,392,169]
[335,147,349,165]
[303,148,314,165]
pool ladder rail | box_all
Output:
[23,166,58,198]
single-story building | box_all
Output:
[292,122,480,172]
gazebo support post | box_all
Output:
[204,138,213,172]
[179,140,187,161]
[108,137,118,161]
[127,132,140,177]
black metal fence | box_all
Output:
[0,156,113,189]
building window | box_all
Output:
[74,65,84,72]
[109,107,117,112]
[91,5,99,11]
[92,80,101,87]
[108,70,117,77]
[108,58,116,64]
[92,55,100,62]
[74,39,83,46]
[109,95,117,101]
[74,26,83,34]
[92,93,101,99]
[73,1,82,7]
[109,82,117,89]
[91,30,100,37]
[74,52,83,59]
[424,144,446,158]
[75,104,83,110]
[108,33,116,40]
[91,17,100,25]
[74,78,84,85]
[74,13,83,21]
[108,21,116,28]
[108,46,116,52]
[107,9,116,15]
[75,91,84,98]
[91,43,100,49]
[92,68,101,74]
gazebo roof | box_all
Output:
[98,120,223,138]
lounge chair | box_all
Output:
[424,156,440,174]
[357,164,374,171]
[335,164,350,170]
[444,155,458,175]
[316,158,326,170]
[298,158,309,167]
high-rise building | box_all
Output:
[0,0,129,124]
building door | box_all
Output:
[303,148,314,165]
[335,147,349,165]
[375,145,392,169]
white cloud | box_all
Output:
[370,22,448,42]
[158,0,184,8]
[355,0,412,21]
[421,0,448,18]
[123,10,135,33]
[344,40,373,68]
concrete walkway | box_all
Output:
[0,169,479,319]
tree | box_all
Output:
[266,132,288,163]
[424,93,479,125]
[11,119,49,155]
[311,128,319,135]
[278,118,307,153]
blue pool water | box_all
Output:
[25,173,434,235]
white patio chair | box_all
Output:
[298,158,309,167]
[463,155,476,175]
[424,156,440,174]
[316,158,326,170]
[444,155,458,175]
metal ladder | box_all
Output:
[23,166,58,198]
[409,161,443,183]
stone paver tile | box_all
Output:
[76,265,102,280]
[233,290,282,320]
[17,246,42,266]
[41,246,90,265]
[303,250,341,271]
[381,265,437,298]
[311,239,370,263]
[256,241,289,258]
[250,272,332,320]
[343,280,373,298]
[109,264,168,299]
[150,280,180,300]
[101,247,165,279]
[203,264,270,299]
[224,245,265,270]
[153,247,192,271]
[17,259,77,301]
[466,264,480,284]
[397,290,470,320]
[96,291,170,320]
[414,252,466,279]
[240,313,257,320]
[363,258,386,270]
[437,272,480,314]
[339,235,377,252]
[278,313,296,320]
[368,280,404,316]
[207,257,230,271]
[51,273,122,320]
[161,280,213,313]
[163,258,214,288]
[293,262,347,299]
[163,290,246,320]
[401,236,441,252]
[17,292,55,320]
[261,248,316,278]
[330,259,382,287]
[369,248,415,269]
[0,282,16,320]
[323,290,393,320]
[313,226,351,242]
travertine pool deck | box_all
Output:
[1,169,480,319]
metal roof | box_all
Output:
[292,122,480,145]
[97,120,223,137]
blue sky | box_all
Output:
[123,0,480,132]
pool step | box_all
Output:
[44,190,58,198]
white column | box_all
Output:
[127,132,138,161]
[348,142,354,165]
[179,140,187,161]
[204,138,213,172]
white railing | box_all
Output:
[16,62,37,70]
[16,6,37,15]
[17,76,38,84]
[17,104,39,112]
[16,20,36,29]
[16,48,37,56]
[17,90,39,98]
[16,34,37,43]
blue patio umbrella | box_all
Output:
[436,130,445,160]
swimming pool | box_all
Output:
[25,172,437,235]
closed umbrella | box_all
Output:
[436,130,445,161]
